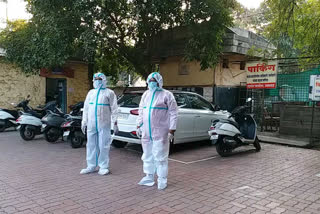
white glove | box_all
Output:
[168,133,174,142]
[136,127,142,139]
[81,123,87,135]
[113,124,119,135]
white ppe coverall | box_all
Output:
[137,72,178,189]
[81,73,118,174]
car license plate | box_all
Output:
[41,124,47,129]
[118,113,129,120]
[210,135,218,140]
[63,131,70,137]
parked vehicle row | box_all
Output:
[1,96,86,147]
[0,92,261,157]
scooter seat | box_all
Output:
[29,111,43,119]
[2,109,19,119]
[219,119,240,129]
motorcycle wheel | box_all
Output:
[216,136,232,157]
[70,131,84,148]
[20,125,35,141]
[0,119,6,132]
[44,127,60,143]
[112,140,128,148]
[253,137,261,152]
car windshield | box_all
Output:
[118,93,142,108]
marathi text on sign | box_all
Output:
[246,60,278,89]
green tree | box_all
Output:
[233,1,270,35]
[264,0,320,61]
[0,0,236,78]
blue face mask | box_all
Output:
[148,81,158,90]
[93,80,103,89]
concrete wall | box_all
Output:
[0,61,46,109]
[214,55,247,87]
[280,105,320,137]
[159,55,247,87]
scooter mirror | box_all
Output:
[214,105,221,111]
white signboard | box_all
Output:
[309,75,320,101]
[246,60,278,89]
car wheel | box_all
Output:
[253,137,261,152]
[112,140,128,148]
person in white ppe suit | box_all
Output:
[137,72,178,190]
[80,73,118,175]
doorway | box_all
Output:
[46,78,67,113]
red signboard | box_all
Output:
[40,67,74,78]
[246,60,278,89]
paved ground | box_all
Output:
[1,131,320,214]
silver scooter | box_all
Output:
[16,101,57,141]
[0,99,32,132]
[208,98,261,157]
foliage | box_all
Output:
[233,1,270,34]
[263,0,320,61]
[0,0,236,78]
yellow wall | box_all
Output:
[160,55,247,87]
[160,56,214,87]
[0,61,46,109]
[0,60,89,111]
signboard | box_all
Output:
[309,75,320,101]
[40,67,74,78]
[246,60,278,89]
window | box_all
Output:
[187,94,214,111]
[223,59,229,68]
[174,93,189,108]
[118,93,142,108]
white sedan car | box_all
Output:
[112,91,230,148]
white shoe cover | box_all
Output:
[98,168,110,175]
[80,167,96,174]
[138,174,155,186]
[157,177,167,190]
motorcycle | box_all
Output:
[41,101,84,143]
[61,115,86,148]
[0,98,32,132]
[16,101,57,141]
[68,102,84,116]
[208,98,261,157]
